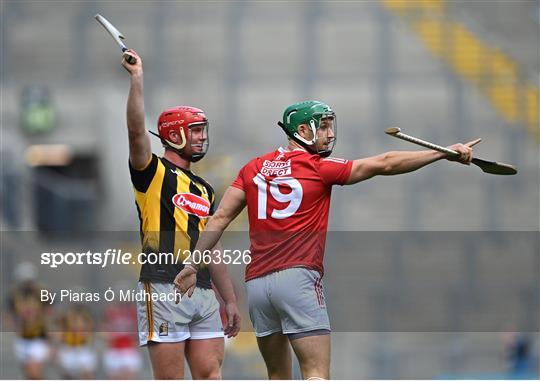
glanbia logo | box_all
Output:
[172,193,210,218]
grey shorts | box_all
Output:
[246,267,330,337]
[136,281,224,345]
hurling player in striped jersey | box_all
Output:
[175,100,478,379]
[121,49,240,380]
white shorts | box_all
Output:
[136,281,224,345]
[246,267,330,337]
[14,338,50,363]
[57,345,97,376]
[103,348,142,375]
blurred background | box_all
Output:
[1,0,539,379]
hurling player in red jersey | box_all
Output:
[102,300,141,379]
[175,100,479,379]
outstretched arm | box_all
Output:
[174,186,247,297]
[346,139,481,184]
[122,49,152,170]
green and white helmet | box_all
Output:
[278,100,337,157]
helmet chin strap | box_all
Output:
[318,149,332,158]
[169,144,206,163]
[164,129,187,150]
[292,120,317,146]
[190,152,205,163]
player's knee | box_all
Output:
[299,360,329,379]
[192,366,221,380]
[191,357,222,380]
[205,369,222,380]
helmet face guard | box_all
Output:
[187,122,209,163]
[313,113,337,158]
[278,100,337,157]
[151,106,210,163]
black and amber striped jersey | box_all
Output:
[60,305,93,347]
[9,282,48,339]
[130,154,214,288]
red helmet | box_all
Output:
[151,106,209,162]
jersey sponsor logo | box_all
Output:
[260,159,291,177]
[172,193,210,218]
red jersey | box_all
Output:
[232,147,352,281]
[104,304,138,349]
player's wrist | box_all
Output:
[130,72,143,81]
[184,263,199,273]
[432,150,446,161]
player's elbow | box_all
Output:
[367,154,395,176]
[379,153,396,175]
[379,152,395,176]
